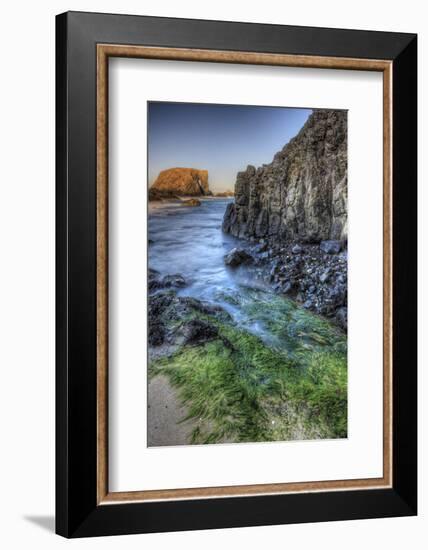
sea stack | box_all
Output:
[149,167,211,200]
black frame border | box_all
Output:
[56,11,417,538]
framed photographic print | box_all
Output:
[56,11,417,538]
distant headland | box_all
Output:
[148,167,211,201]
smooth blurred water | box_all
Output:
[149,199,244,303]
[149,199,277,337]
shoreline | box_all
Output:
[147,200,347,445]
[148,199,347,330]
[148,195,234,205]
[148,281,347,445]
[222,237,347,331]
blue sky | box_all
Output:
[148,102,312,192]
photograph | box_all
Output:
[147,102,348,446]
[0,1,420,544]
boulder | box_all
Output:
[148,323,166,346]
[177,319,219,345]
[148,279,163,292]
[320,240,342,254]
[177,297,231,320]
[148,268,160,279]
[148,291,177,346]
[303,298,314,310]
[148,291,176,323]
[162,274,186,288]
[148,291,231,349]
[148,272,186,291]
[224,248,253,268]
[281,281,297,295]
[319,268,331,283]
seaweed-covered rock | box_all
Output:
[177,319,219,345]
[242,241,348,329]
[148,291,176,346]
[148,323,166,346]
[148,291,230,347]
[149,272,187,291]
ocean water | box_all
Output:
[148,199,344,356]
[149,198,243,304]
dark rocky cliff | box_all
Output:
[222,110,347,244]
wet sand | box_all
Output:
[147,375,197,446]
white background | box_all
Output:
[110,59,383,492]
[0,0,425,548]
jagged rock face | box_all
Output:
[149,167,210,199]
[223,110,347,243]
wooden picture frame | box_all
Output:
[56,11,417,537]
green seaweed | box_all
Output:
[150,292,347,444]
